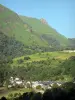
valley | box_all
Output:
[0,3,75,100]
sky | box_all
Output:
[0,0,75,38]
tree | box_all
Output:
[17,59,24,64]
[24,56,31,60]
[0,59,11,88]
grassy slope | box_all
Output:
[20,16,69,46]
[0,4,69,47]
[0,4,47,46]
[12,51,75,66]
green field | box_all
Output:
[12,51,75,66]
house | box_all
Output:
[32,81,44,88]
[9,77,23,87]
[63,50,75,53]
[9,78,64,89]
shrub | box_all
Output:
[24,56,31,60]
[14,93,20,98]
[36,85,42,90]
[69,56,75,60]
[60,76,64,80]
[17,59,24,64]
[52,57,56,60]
[52,83,59,89]
[7,93,14,100]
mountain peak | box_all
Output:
[40,18,48,24]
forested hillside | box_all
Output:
[68,38,75,49]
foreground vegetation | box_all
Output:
[11,52,75,81]
[0,82,75,100]
[1,51,75,88]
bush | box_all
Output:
[14,93,20,98]
[69,56,75,60]
[17,59,24,64]
[7,93,14,100]
[60,76,64,80]
[52,57,56,60]
[36,85,42,90]
[24,56,31,60]
[52,83,59,88]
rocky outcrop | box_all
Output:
[40,18,48,24]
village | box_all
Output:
[8,77,64,92]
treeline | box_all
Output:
[67,38,75,50]
[61,56,75,77]
[15,56,75,81]
[11,56,75,81]
[1,82,75,100]
[0,59,12,87]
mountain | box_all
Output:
[0,4,37,46]
[0,4,73,58]
[68,38,75,49]
[20,16,69,47]
[0,4,49,47]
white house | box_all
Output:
[9,77,23,87]
[63,50,75,53]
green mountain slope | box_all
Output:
[0,4,69,49]
[0,4,47,47]
[20,16,69,47]
[68,38,75,49]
